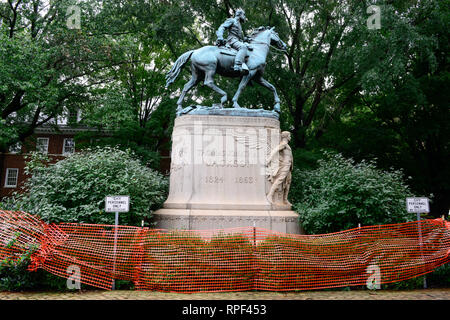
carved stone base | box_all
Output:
[153,209,303,234]
[156,113,302,234]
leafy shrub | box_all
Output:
[3,146,168,226]
[426,263,450,288]
[0,247,67,292]
[291,152,414,234]
[382,263,450,290]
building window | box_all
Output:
[4,168,19,188]
[8,142,22,154]
[63,138,75,155]
[36,137,49,154]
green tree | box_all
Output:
[181,0,429,146]
[314,0,449,216]
[70,0,197,168]
[291,152,413,234]
[77,30,178,169]
[0,0,127,151]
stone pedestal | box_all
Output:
[153,112,302,234]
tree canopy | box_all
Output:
[1,0,448,217]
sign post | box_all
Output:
[406,197,429,289]
[105,195,130,290]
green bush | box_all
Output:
[291,152,414,234]
[0,246,67,292]
[382,263,450,290]
[426,263,450,288]
[2,146,168,226]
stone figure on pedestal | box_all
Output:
[266,131,293,206]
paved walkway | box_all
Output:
[0,288,449,300]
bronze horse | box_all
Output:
[165,27,287,113]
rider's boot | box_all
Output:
[234,48,249,75]
[233,63,249,75]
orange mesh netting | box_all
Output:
[0,210,449,292]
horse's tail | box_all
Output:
[165,50,194,88]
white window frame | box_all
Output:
[36,137,49,154]
[63,138,75,155]
[4,168,19,188]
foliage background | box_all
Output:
[1,0,447,218]
[290,152,413,234]
[0,1,448,220]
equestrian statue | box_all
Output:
[165,9,287,114]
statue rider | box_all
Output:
[215,8,250,75]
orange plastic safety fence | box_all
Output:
[1,210,449,292]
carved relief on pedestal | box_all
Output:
[266,131,293,206]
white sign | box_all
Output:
[406,197,429,213]
[105,196,130,212]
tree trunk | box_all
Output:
[292,93,306,148]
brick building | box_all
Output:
[0,125,100,198]
[1,124,171,199]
